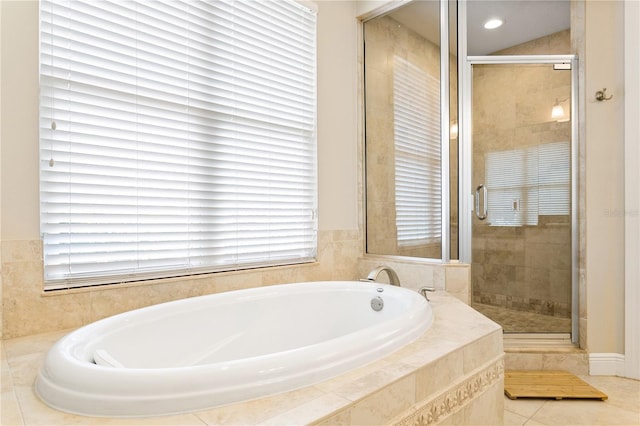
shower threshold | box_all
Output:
[503,333,588,375]
[504,333,576,350]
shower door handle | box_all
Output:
[475,184,488,220]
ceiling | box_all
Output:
[387,0,570,56]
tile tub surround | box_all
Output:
[1,292,504,425]
[0,233,468,340]
[0,231,363,339]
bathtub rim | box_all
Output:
[35,280,433,418]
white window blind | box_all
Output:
[393,56,441,246]
[39,0,317,289]
[485,141,570,227]
[538,141,571,215]
[485,148,538,227]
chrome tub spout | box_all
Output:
[361,266,401,286]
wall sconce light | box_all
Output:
[483,18,503,29]
[551,98,570,122]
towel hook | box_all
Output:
[595,88,613,102]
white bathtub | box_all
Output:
[35,280,433,418]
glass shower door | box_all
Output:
[469,61,574,336]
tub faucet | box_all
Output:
[419,286,435,301]
[362,266,401,286]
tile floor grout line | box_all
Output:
[528,399,550,424]
[6,366,27,425]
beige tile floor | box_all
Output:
[504,375,640,426]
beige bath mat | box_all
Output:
[504,370,608,400]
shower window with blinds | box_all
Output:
[39,0,317,289]
[485,141,570,226]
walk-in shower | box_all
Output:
[465,58,577,340]
[362,0,578,344]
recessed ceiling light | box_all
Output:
[483,18,503,30]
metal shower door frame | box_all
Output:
[459,55,579,344]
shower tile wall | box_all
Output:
[473,218,572,318]
[472,30,572,323]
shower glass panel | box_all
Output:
[363,1,443,260]
[470,62,573,334]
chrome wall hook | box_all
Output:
[595,88,613,101]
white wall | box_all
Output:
[0,0,4,338]
[624,0,640,380]
[1,1,40,240]
[317,0,359,231]
[584,0,626,355]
